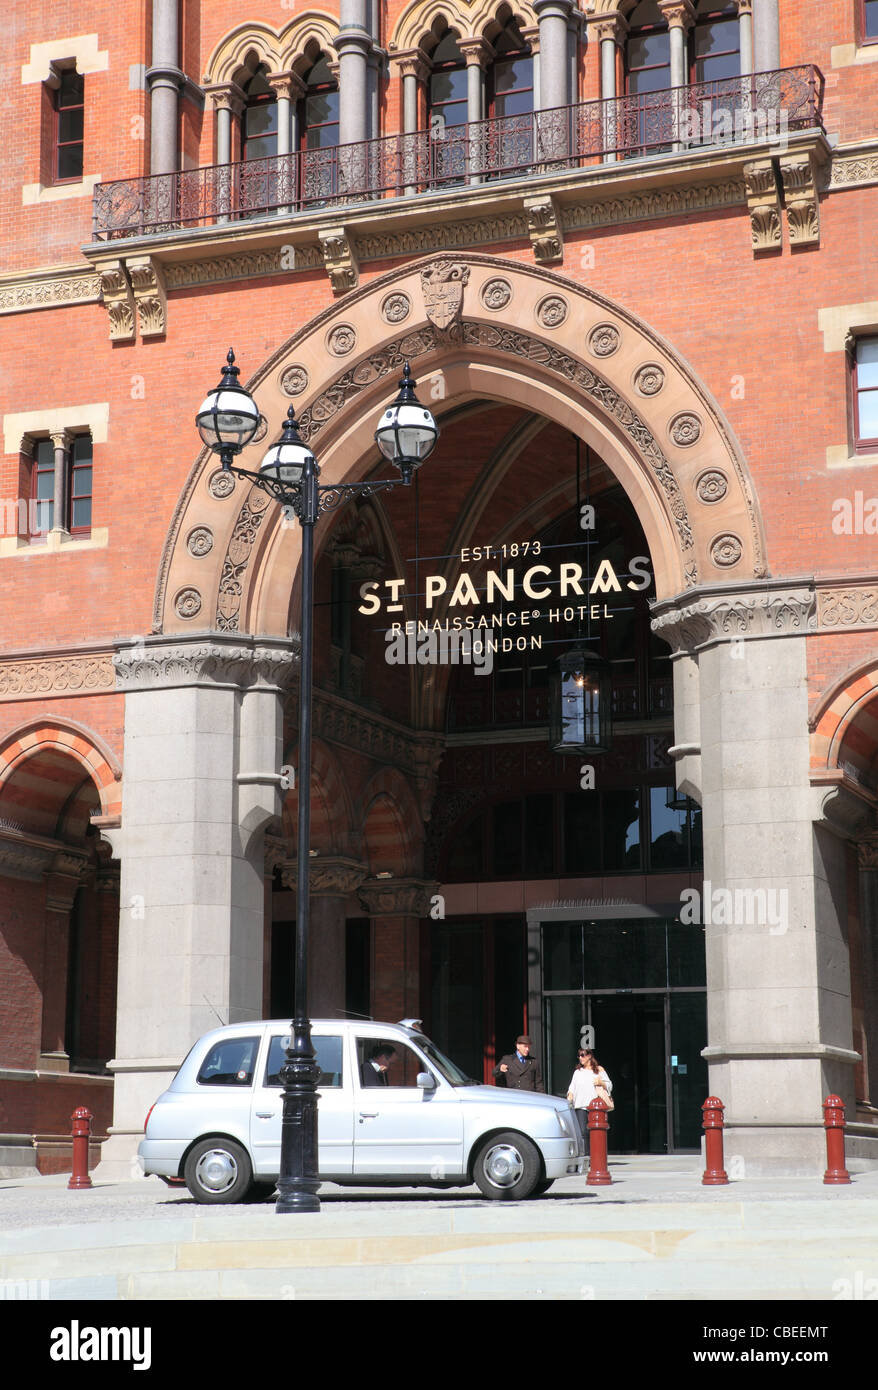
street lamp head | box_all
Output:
[259,405,317,485]
[374,363,438,478]
[196,349,261,461]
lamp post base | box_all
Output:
[275,1019,322,1214]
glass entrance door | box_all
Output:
[591,994,666,1152]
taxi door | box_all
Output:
[352,1034,464,1180]
[250,1029,354,1177]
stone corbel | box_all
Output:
[357,877,438,918]
[780,153,820,247]
[46,850,90,914]
[280,856,368,897]
[96,259,136,342]
[743,159,782,254]
[523,194,563,264]
[811,771,876,841]
[319,227,359,295]
[126,255,167,337]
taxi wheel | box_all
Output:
[473,1132,542,1200]
[184,1137,254,1204]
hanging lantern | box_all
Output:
[665,785,689,813]
[549,643,612,755]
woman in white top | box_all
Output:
[567,1049,613,1145]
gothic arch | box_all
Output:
[392,0,537,52]
[360,766,425,874]
[0,716,122,819]
[810,660,878,776]
[155,253,766,644]
[204,14,341,87]
[281,738,356,856]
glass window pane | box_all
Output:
[857,339,878,388]
[244,136,276,160]
[197,1036,259,1085]
[859,391,878,438]
[493,800,522,877]
[494,88,533,118]
[494,57,532,94]
[306,92,335,126]
[697,51,741,81]
[542,919,583,991]
[445,812,485,879]
[36,439,54,466]
[72,466,92,498]
[72,436,92,464]
[33,499,53,532]
[59,108,84,143]
[525,794,554,876]
[695,19,738,56]
[264,1034,343,1087]
[36,469,55,500]
[668,921,707,987]
[563,791,602,875]
[865,0,878,36]
[628,32,671,68]
[582,919,666,989]
[57,145,83,180]
[649,787,689,868]
[58,72,84,106]
[245,103,277,138]
[357,1037,421,1087]
[432,33,464,64]
[602,789,641,870]
[305,124,339,150]
[71,498,92,529]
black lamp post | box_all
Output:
[197,351,439,1212]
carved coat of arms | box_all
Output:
[420,261,470,330]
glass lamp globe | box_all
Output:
[260,406,316,485]
[374,363,438,471]
[196,349,260,457]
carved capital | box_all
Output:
[652,584,817,654]
[523,194,563,265]
[743,159,781,254]
[590,12,628,45]
[657,0,696,29]
[208,82,245,116]
[319,226,359,296]
[113,634,297,692]
[357,877,438,918]
[126,255,167,337]
[780,154,820,247]
[858,836,878,870]
[459,38,494,69]
[96,259,136,342]
[46,850,90,913]
[392,49,429,82]
[280,856,369,897]
[49,428,72,452]
[268,70,306,102]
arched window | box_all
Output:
[242,65,278,160]
[488,19,533,121]
[692,0,740,82]
[428,30,468,137]
[299,54,339,150]
[625,0,671,97]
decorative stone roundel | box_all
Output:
[536,294,568,328]
[327,324,357,356]
[588,323,621,357]
[634,363,665,396]
[187,526,214,557]
[175,587,203,618]
[480,278,513,311]
[281,365,309,396]
[710,533,743,567]
[669,412,702,447]
[696,469,728,504]
[381,293,411,324]
[207,469,236,499]
[252,415,268,444]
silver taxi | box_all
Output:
[139,1018,585,1203]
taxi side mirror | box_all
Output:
[417,1071,436,1090]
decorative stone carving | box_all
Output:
[634,363,665,396]
[126,255,167,337]
[669,412,702,447]
[743,159,781,253]
[208,469,236,499]
[97,260,135,342]
[355,213,529,263]
[826,148,878,191]
[536,294,568,328]
[380,292,411,324]
[651,586,818,654]
[523,195,563,264]
[420,260,470,330]
[818,586,878,629]
[281,366,309,397]
[164,247,323,289]
[480,278,513,311]
[113,636,297,692]
[279,856,368,896]
[319,227,359,295]
[186,526,214,557]
[0,269,101,316]
[858,837,878,870]
[0,653,115,701]
[357,877,437,918]
[562,179,745,236]
[326,323,357,356]
[710,533,743,567]
[695,470,728,504]
[174,587,202,619]
[590,12,628,44]
[780,154,820,247]
[216,487,274,629]
[587,323,621,357]
[252,415,268,444]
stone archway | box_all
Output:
[154,253,765,641]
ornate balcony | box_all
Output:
[93,66,823,241]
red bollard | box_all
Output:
[586,1097,612,1185]
[823,1095,851,1184]
[68,1106,93,1190]
[702,1096,729,1185]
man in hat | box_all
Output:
[493,1035,545,1092]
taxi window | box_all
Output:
[356,1037,423,1088]
[264,1034,344,1088]
[196,1036,259,1086]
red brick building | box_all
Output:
[1,0,877,1175]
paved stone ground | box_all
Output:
[1,1156,877,1304]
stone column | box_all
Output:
[591,13,626,161]
[358,879,436,1023]
[857,841,878,1109]
[269,73,304,211]
[335,0,372,147]
[738,0,754,75]
[534,0,573,110]
[40,852,89,1065]
[210,86,244,221]
[147,0,183,176]
[395,52,428,195]
[659,1,694,149]
[49,429,70,537]
[280,857,368,1016]
[653,584,869,1173]
[96,634,295,1177]
[752,0,780,71]
[459,39,491,183]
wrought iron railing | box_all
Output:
[92,65,823,241]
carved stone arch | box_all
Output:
[281,737,355,856]
[810,660,878,776]
[204,24,284,86]
[393,0,478,52]
[0,716,122,820]
[360,766,425,875]
[472,0,539,45]
[155,253,766,643]
[278,13,342,75]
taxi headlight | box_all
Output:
[557,1108,576,1140]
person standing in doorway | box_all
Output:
[493,1035,545,1092]
[567,1048,613,1145]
